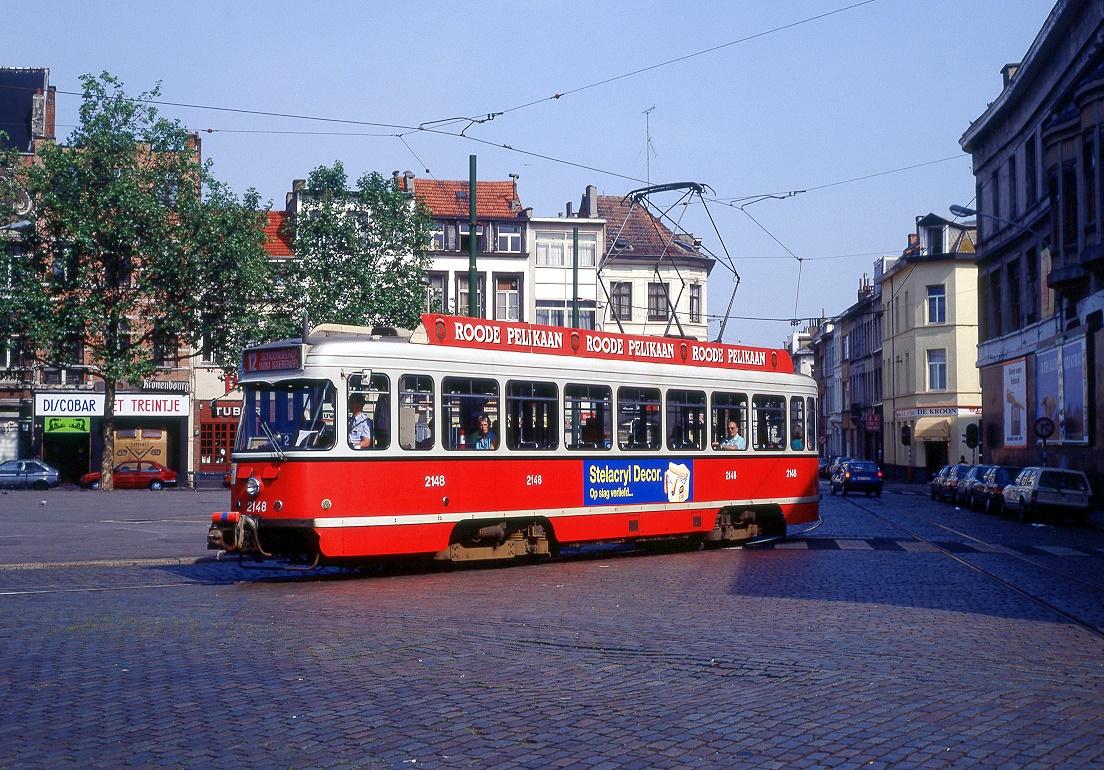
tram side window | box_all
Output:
[711,392,747,451]
[751,395,786,451]
[617,386,661,451]
[666,389,706,451]
[346,373,390,450]
[565,384,612,450]
[506,381,558,450]
[789,397,805,451]
[398,375,434,450]
[806,397,817,452]
[443,377,499,450]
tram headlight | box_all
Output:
[244,476,262,498]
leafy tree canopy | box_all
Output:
[0,72,277,488]
[288,162,433,331]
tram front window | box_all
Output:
[237,380,336,453]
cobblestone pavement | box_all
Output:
[1,482,1103,768]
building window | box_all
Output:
[458,223,486,253]
[536,301,595,329]
[497,224,522,253]
[1084,132,1096,230]
[927,349,947,391]
[456,274,486,317]
[430,225,445,251]
[647,282,669,321]
[991,169,1000,221]
[689,284,701,323]
[535,231,596,267]
[1008,260,1021,331]
[153,333,178,369]
[1025,135,1036,204]
[610,282,632,322]
[989,269,1002,337]
[428,272,448,313]
[1008,153,1018,219]
[1062,163,1078,250]
[926,226,944,256]
[495,276,521,322]
[926,285,946,324]
[1025,248,1039,325]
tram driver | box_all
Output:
[348,393,374,449]
[714,420,746,450]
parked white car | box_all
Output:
[1002,467,1093,525]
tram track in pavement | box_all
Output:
[837,490,1104,642]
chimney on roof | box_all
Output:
[1002,62,1020,88]
[566,201,573,218]
[403,170,415,194]
[584,185,598,218]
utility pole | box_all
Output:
[643,106,655,186]
[468,155,478,317]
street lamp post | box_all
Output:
[0,220,32,232]
[948,205,1042,240]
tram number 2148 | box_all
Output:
[425,475,446,488]
[527,474,543,486]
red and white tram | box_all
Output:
[208,314,820,566]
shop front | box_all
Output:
[194,398,241,488]
[34,391,190,483]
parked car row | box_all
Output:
[931,463,1094,525]
[0,459,178,491]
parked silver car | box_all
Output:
[1002,467,1093,525]
[0,459,61,490]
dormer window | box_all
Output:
[926,226,944,255]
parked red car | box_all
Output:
[81,461,177,491]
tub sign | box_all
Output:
[585,459,692,505]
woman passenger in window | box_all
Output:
[473,413,496,450]
[791,425,805,451]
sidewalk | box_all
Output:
[0,487,228,567]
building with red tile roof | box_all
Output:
[262,211,294,258]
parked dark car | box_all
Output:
[827,456,852,479]
[819,456,838,479]
[930,466,951,500]
[81,461,178,491]
[1002,467,1093,525]
[0,459,61,490]
[955,464,994,509]
[974,465,1022,515]
[830,460,883,496]
[933,463,971,502]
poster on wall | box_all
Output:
[1062,337,1087,443]
[1035,346,1060,436]
[1003,357,1027,448]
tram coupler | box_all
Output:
[208,512,272,557]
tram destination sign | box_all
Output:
[423,315,789,373]
[242,345,303,373]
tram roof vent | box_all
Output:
[310,322,411,341]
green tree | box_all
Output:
[0,73,276,490]
[288,162,433,330]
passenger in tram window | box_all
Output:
[473,412,496,450]
[791,425,805,451]
[348,393,374,449]
[714,420,746,450]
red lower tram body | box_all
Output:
[209,455,820,565]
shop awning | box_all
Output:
[914,417,950,440]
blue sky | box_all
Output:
[10,0,1056,346]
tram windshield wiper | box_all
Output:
[259,420,287,461]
